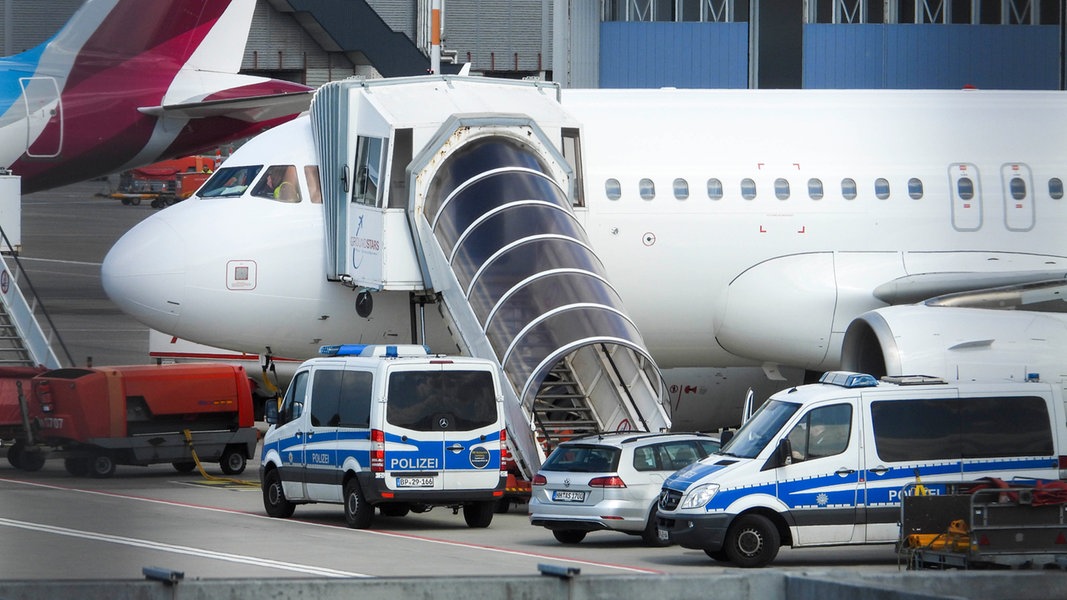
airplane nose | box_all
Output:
[101,216,185,332]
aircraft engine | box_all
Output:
[840,304,1067,383]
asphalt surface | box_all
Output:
[0,181,912,580]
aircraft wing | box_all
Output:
[138,91,314,123]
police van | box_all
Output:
[260,344,506,529]
[656,371,1067,567]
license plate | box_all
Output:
[396,477,434,488]
[553,490,586,502]
[657,527,670,542]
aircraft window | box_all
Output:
[707,178,723,200]
[605,178,622,200]
[875,178,890,200]
[305,166,322,204]
[741,178,756,200]
[957,177,975,200]
[198,165,262,198]
[807,178,823,200]
[841,178,857,200]
[1010,177,1027,200]
[251,165,301,202]
[908,178,923,200]
[639,178,655,200]
[774,178,790,200]
[1051,178,1064,200]
[673,178,689,200]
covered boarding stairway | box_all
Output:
[311,77,670,476]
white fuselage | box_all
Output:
[101,85,1067,412]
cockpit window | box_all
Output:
[251,165,301,203]
[198,165,263,198]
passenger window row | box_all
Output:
[605,176,1066,202]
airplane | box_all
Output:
[100,76,1067,440]
[0,0,312,194]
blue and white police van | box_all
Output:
[260,344,507,529]
[656,371,1067,567]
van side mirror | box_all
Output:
[776,438,793,468]
[264,397,279,425]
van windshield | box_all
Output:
[719,399,800,459]
[386,370,496,431]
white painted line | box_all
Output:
[0,516,369,578]
[0,477,661,575]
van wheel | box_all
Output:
[462,501,495,528]
[262,469,295,518]
[723,514,780,568]
[344,480,374,529]
[641,509,669,547]
[219,447,246,475]
[703,548,729,562]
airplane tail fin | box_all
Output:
[47,0,257,80]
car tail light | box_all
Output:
[588,476,626,488]
[371,428,385,472]
[500,429,509,477]
[532,474,547,486]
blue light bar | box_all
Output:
[318,344,368,356]
[819,371,878,389]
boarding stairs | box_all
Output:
[311,77,671,477]
[0,225,66,369]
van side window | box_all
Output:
[337,370,373,428]
[310,370,345,427]
[871,396,1053,462]
[280,371,308,425]
[785,403,852,462]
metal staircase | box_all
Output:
[0,227,68,369]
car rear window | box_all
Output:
[541,444,620,472]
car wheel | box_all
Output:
[552,529,587,544]
[343,479,374,529]
[463,501,495,528]
[723,514,780,568]
[219,447,246,475]
[17,448,46,472]
[262,468,295,518]
[641,509,670,547]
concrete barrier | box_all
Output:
[0,570,1064,600]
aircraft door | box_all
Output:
[948,163,981,231]
[1002,163,1034,232]
[18,77,62,158]
[776,401,861,545]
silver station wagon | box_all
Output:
[528,432,720,546]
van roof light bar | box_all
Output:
[819,371,879,388]
[318,344,430,357]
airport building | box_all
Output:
[2,0,1064,90]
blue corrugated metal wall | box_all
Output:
[599,22,748,88]
[804,24,1060,89]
